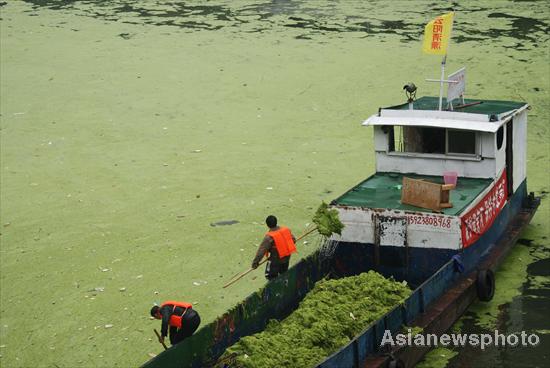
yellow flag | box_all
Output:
[422,12,454,55]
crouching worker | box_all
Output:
[252,215,297,280]
[150,300,201,346]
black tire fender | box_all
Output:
[476,269,495,302]
[388,358,405,368]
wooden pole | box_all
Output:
[154,329,168,350]
[222,227,319,288]
[223,258,267,288]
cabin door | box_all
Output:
[374,215,408,268]
[506,119,514,196]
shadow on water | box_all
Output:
[18,0,550,48]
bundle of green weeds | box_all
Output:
[312,202,344,237]
[218,271,410,368]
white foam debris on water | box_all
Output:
[154,291,159,295]
[94,287,105,292]
[101,268,110,272]
[119,287,126,292]
[104,324,113,329]
[193,282,201,286]
[266,187,273,190]
[136,274,143,279]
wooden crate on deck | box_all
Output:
[401,177,455,211]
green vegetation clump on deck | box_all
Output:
[312,202,344,237]
[220,271,410,368]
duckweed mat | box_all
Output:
[219,271,411,368]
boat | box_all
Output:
[141,13,540,368]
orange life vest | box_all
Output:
[266,226,297,259]
[161,301,192,329]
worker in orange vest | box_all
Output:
[150,301,201,346]
[251,215,297,280]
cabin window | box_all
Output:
[447,129,476,155]
[389,126,477,157]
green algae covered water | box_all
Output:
[0,1,548,367]
[220,271,410,368]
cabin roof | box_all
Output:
[332,172,492,216]
[363,97,528,133]
[387,96,526,116]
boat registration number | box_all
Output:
[407,214,452,228]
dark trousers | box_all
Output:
[265,259,290,280]
[169,309,201,345]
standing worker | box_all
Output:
[150,300,201,346]
[251,215,297,280]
